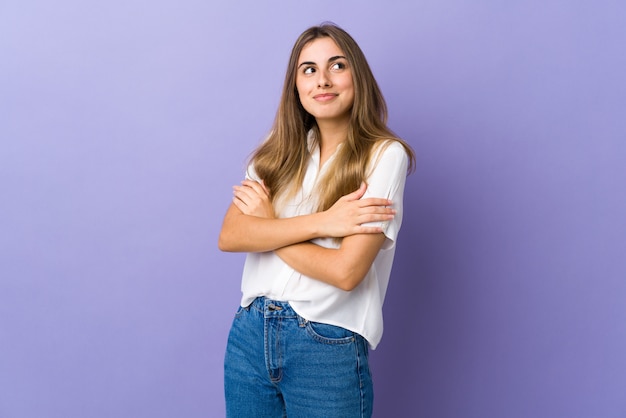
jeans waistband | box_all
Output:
[249,296,300,319]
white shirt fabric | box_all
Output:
[239,135,409,349]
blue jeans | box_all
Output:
[224,297,373,418]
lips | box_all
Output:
[313,93,338,101]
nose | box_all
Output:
[317,70,331,88]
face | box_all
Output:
[295,37,355,124]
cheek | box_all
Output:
[339,75,354,91]
[341,78,355,97]
[295,77,311,92]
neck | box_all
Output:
[317,117,350,156]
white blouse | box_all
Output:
[239,136,409,349]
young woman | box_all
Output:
[218,23,415,418]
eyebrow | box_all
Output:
[297,55,347,68]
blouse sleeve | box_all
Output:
[245,163,260,182]
[361,141,409,250]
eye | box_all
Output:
[330,61,347,72]
[303,66,316,75]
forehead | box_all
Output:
[298,37,345,62]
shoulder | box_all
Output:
[245,162,260,181]
[369,139,409,170]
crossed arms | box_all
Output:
[218,181,394,291]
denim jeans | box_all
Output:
[224,297,373,418]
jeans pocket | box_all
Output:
[305,321,355,345]
[233,305,247,319]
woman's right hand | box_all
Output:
[318,182,395,238]
[232,179,274,219]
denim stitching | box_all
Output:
[304,321,356,345]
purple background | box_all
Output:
[2,1,625,417]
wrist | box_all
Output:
[308,211,326,239]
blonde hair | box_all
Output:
[250,23,415,213]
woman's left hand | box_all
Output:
[232,180,274,219]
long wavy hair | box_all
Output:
[250,23,415,213]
